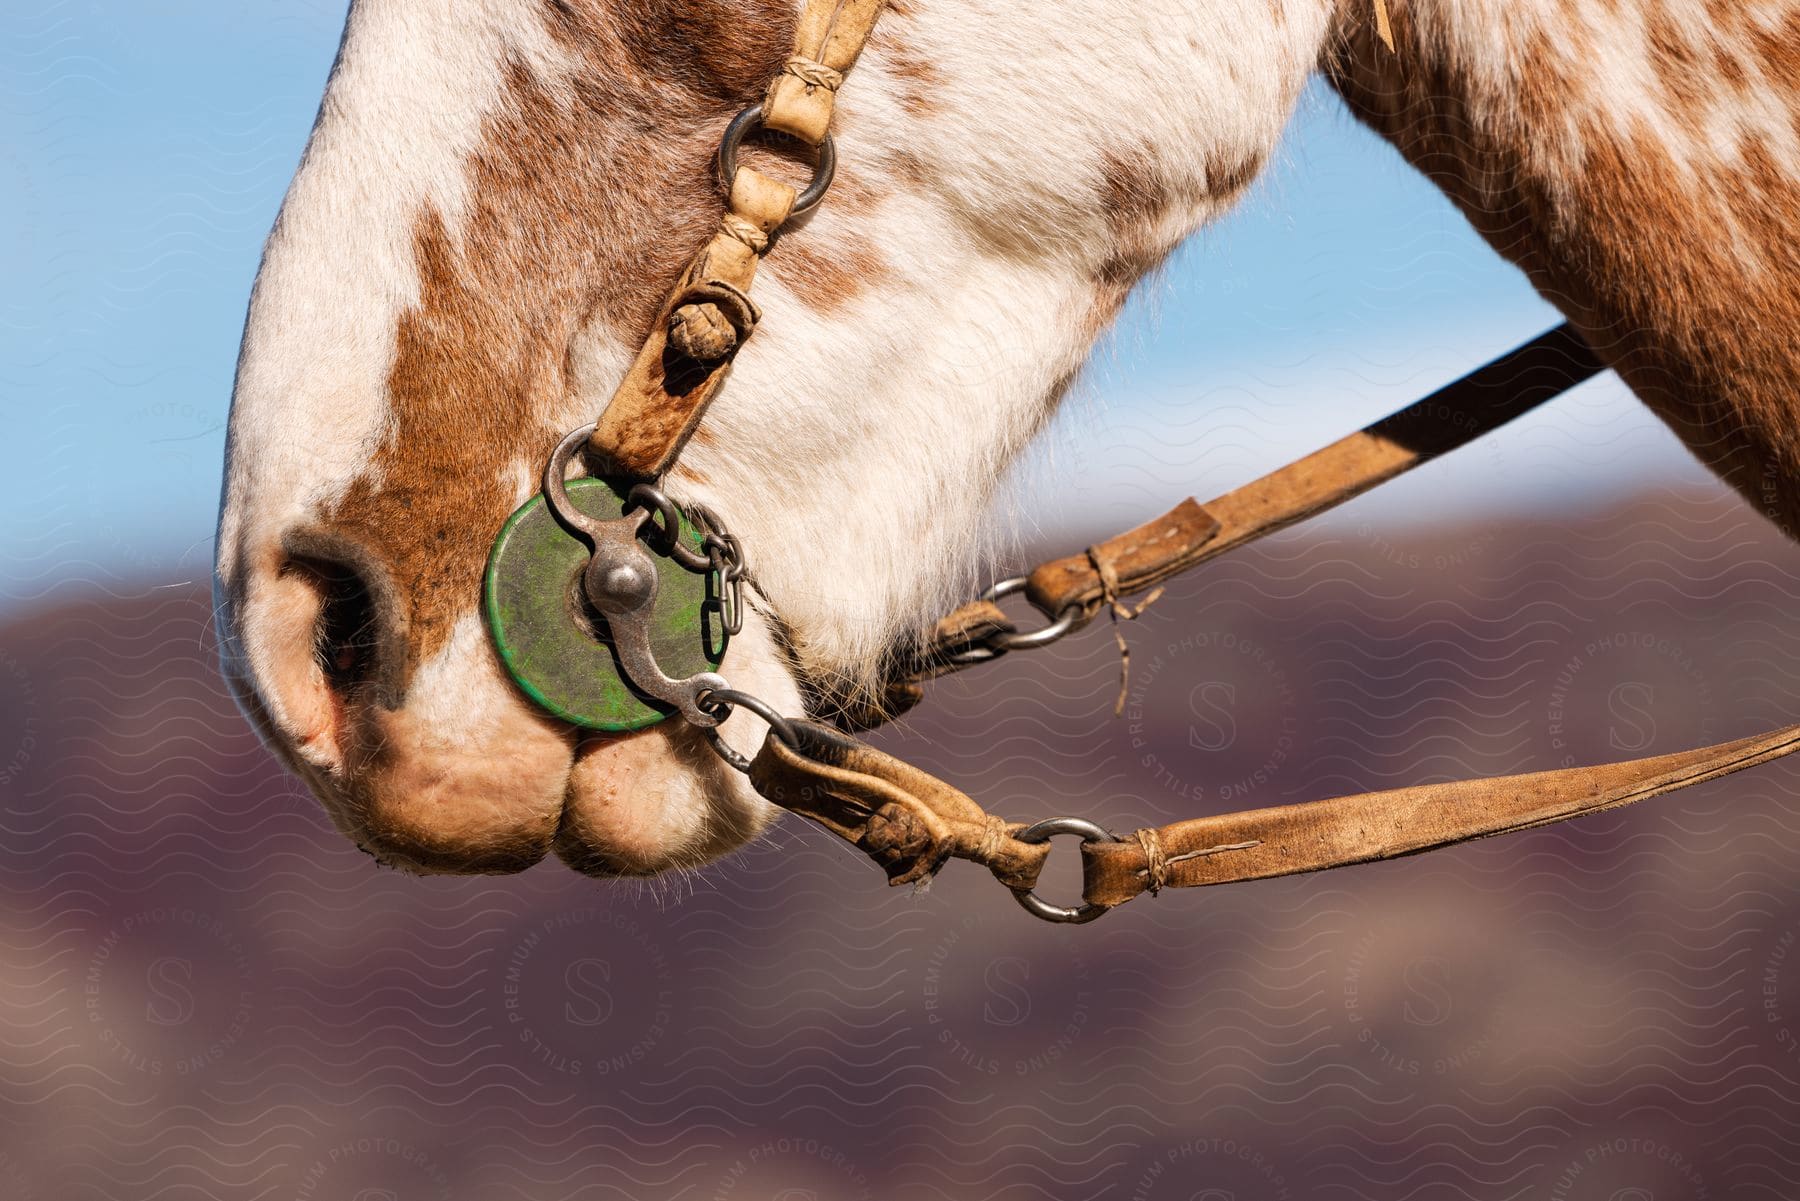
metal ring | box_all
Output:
[980,577,1087,652]
[542,423,607,541]
[697,686,798,747]
[716,106,838,219]
[978,576,1028,604]
[1008,817,1122,925]
[543,434,713,571]
[704,727,754,774]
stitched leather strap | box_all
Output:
[1019,323,1602,618]
[762,0,888,143]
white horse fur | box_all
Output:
[216,0,1800,877]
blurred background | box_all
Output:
[6,2,1799,1198]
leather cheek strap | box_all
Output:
[761,0,889,143]
[588,167,797,481]
[586,0,891,482]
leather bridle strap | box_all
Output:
[890,323,1603,703]
[552,1,1796,920]
[581,0,1391,483]
[1078,722,1800,906]
[762,0,890,143]
[1027,324,1599,618]
[584,0,889,482]
[746,719,1054,893]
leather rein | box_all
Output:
[484,0,1800,923]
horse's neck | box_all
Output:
[680,0,1336,685]
[1326,0,1800,530]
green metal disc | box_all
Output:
[483,479,721,731]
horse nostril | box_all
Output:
[278,526,405,706]
[227,530,404,774]
[302,557,381,691]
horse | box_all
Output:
[215,0,1800,882]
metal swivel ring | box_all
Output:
[1009,816,1122,925]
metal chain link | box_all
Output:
[626,483,748,645]
[703,531,747,637]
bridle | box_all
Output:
[483,0,1800,922]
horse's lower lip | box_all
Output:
[553,720,778,877]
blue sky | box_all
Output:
[1,1,1711,609]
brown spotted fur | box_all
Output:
[325,0,906,680]
[1327,1,1800,535]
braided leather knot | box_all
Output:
[863,801,954,886]
[720,213,770,254]
[668,304,739,361]
[781,54,844,91]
